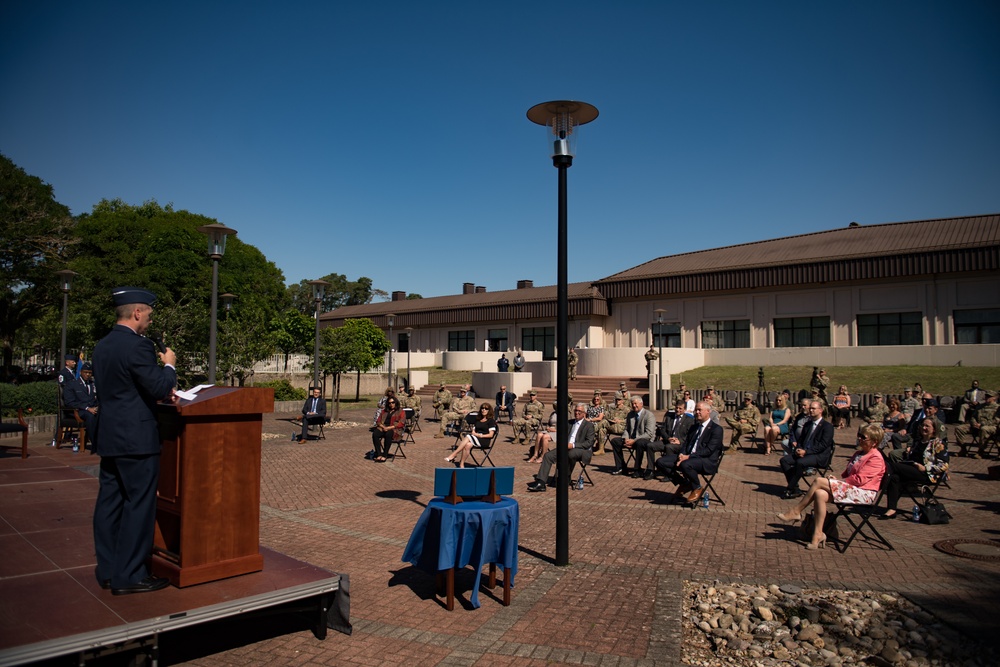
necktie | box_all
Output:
[691,424,704,454]
[632,411,640,438]
[311,398,317,412]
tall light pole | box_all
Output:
[197,223,237,384]
[654,308,666,409]
[385,313,395,390]
[405,327,413,389]
[56,270,77,366]
[527,99,599,566]
[307,280,329,388]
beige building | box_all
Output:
[321,214,1000,376]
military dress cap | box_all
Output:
[924,398,939,408]
[64,353,77,360]
[81,362,93,371]
[111,286,156,307]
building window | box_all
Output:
[448,330,475,351]
[701,320,750,349]
[774,317,831,348]
[954,308,1000,344]
[652,322,681,348]
[398,332,410,353]
[522,327,555,360]
[487,328,508,352]
[857,312,923,345]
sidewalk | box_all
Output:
[15,408,1000,666]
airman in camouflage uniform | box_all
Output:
[436,388,476,437]
[512,391,545,444]
[863,393,888,425]
[901,388,920,417]
[567,348,578,381]
[706,386,725,414]
[954,390,997,458]
[595,396,629,456]
[644,345,658,372]
[431,384,452,420]
[400,387,421,419]
[724,392,760,451]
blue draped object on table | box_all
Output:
[401,497,519,609]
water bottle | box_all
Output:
[576,473,584,490]
[702,491,711,508]
[912,504,920,522]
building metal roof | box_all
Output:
[321,282,608,329]
[595,214,1000,299]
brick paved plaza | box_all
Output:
[13,406,1000,666]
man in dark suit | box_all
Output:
[63,361,99,449]
[527,404,595,491]
[610,397,657,476]
[495,384,516,422]
[297,386,327,442]
[779,400,834,498]
[655,401,724,505]
[92,287,177,595]
[637,400,694,480]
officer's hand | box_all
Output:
[160,347,177,367]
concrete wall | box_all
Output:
[442,350,543,371]
[577,347,708,377]
[703,344,1000,367]
[470,372,534,402]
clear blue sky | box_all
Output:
[3,1,998,300]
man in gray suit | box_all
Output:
[610,397,657,476]
[527,404,595,491]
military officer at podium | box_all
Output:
[92,287,177,595]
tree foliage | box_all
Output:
[287,273,379,315]
[270,309,314,370]
[0,153,75,368]
[217,301,276,386]
[319,318,390,376]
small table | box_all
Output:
[402,497,519,609]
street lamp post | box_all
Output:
[197,223,237,384]
[653,309,666,409]
[527,99,599,567]
[385,314,396,390]
[56,270,77,366]
[307,280,329,389]
[405,327,413,388]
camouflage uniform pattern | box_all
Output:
[596,401,629,454]
[864,400,889,424]
[438,394,477,436]
[400,392,422,419]
[954,400,997,456]
[431,388,452,420]
[512,398,545,443]
[567,349,578,381]
[725,403,760,449]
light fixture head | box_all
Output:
[197,223,238,258]
[307,279,330,303]
[526,100,599,158]
[221,293,237,311]
[56,269,78,292]
[386,313,396,328]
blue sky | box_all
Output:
[3,1,998,300]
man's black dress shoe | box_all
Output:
[781,488,804,499]
[643,471,655,480]
[611,468,624,475]
[111,576,170,596]
[526,480,546,492]
[100,579,111,590]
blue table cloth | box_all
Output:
[402,497,519,608]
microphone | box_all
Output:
[151,332,167,354]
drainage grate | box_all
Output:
[933,539,1000,562]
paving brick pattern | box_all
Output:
[36,407,998,666]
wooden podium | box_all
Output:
[152,386,274,587]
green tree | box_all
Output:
[217,302,276,386]
[0,153,75,369]
[319,318,389,420]
[287,273,379,315]
[270,309,314,371]
[405,293,423,300]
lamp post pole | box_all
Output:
[307,280,329,389]
[527,100,599,567]
[56,270,77,366]
[386,314,396,390]
[654,308,666,409]
[197,223,237,385]
[405,327,413,388]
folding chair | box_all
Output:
[401,408,418,448]
[467,432,497,467]
[576,460,595,487]
[903,472,947,512]
[693,450,726,508]
[0,402,29,459]
[55,389,87,450]
[830,471,893,553]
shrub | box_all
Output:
[1,381,59,417]
[254,379,306,402]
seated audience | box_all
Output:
[778,400,834,498]
[495,384,516,421]
[763,394,791,456]
[957,379,985,424]
[654,401,724,505]
[431,383,452,420]
[526,404,594,492]
[830,385,852,429]
[610,397,656,476]
[901,388,920,417]
[436,387,476,438]
[297,386,327,443]
[528,410,559,464]
[595,396,628,456]
[446,403,496,468]
[400,386,421,419]
[724,392,760,451]
[371,396,405,462]
[777,423,886,549]
[682,390,695,416]
[863,392,888,425]
[880,397,909,449]
[882,418,950,519]
[640,400,694,480]
[511,391,545,444]
[63,361,99,447]
[954,390,997,457]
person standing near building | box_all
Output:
[513,350,525,372]
[567,347,578,381]
[92,287,177,595]
[497,354,510,372]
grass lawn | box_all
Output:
[672,365,1000,396]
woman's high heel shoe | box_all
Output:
[806,532,827,550]
[776,511,802,524]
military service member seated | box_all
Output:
[435,387,476,438]
[512,390,545,444]
[724,392,760,451]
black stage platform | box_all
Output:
[0,449,345,666]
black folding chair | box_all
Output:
[830,471,893,553]
[467,432,497,467]
[693,450,726,508]
[0,400,29,459]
